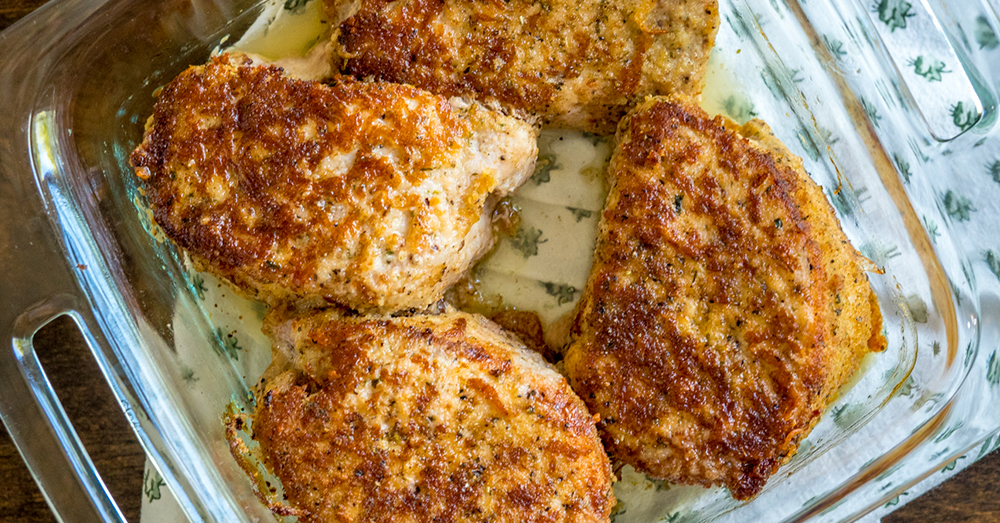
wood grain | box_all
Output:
[0,1,997,522]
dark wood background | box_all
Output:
[0,1,997,521]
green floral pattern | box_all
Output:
[180,365,199,385]
[143,468,166,503]
[824,35,847,57]
[975,16,999,50]
[567,207,594,222]
[934,422,964,443]
[942,190,976,221]
[922,216,940,243]
[894,153,912,183]
[986,250,1000,281]
[508,226,547,258]
[283,0,309,12]
[873,0,915,32]
[949,101,978,131]
[860,96,882,128]
[940,456,964,472]
[988,352,1000,387]
[907,56,950,81]
[530,153,559,186]
[986,160,1000,184]
[216,327,243,361]
[978,435,1000,460]
[539,281,579,305]
[191,273,207,300]
[721,95,758,123]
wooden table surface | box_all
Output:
[0,1,998,521]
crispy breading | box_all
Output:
[563,97,886,500]
[248,308,615,522]
[326,0,719,135]
[130,54,536,313]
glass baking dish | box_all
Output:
[0,0,998,521]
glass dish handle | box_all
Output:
[0,64,128,518]
[0,293,129,523]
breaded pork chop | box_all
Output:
[326,0,719,135]
[130,54,536,314]
[563,97,886,500]
[247,308,615,522]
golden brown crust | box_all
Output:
[252,309,615,522]
[330,0,719,135]
[131,54,536,313]
[563,97,886,500]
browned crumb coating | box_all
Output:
[252,309,616,522]
[564,97,886,500]
[328,0,719,135]
[131,54,536,314]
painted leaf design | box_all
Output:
[949,278,963,306]
[181,366,199,384]
[826,185,869,218]
[905,294,928,323]
[978,436,995,460]
[509,226,547,258]
[530,153,560,185]
[648,478,669,492]
[191,273,207,300]
[934,422,964,443]
[873,0,916,32]
[941,457,964,472]
[942,190,975,221]
[722,95,758,123]
[216,327,243,361]
[824,35,847,57]
[975,15,999,50]
[907,56,950,81]
[987,351,1000,386]
[284,0,309,12]
[987,160,1000,184]
[884,494,906,507]
[144,468,166,503]
[950,101,978,132]
[986,250,1000,282]
[922,216,940,244]
[567,207,594,222]
[860,242,901,267]
[861,96,882,128]
[831,403,865,428]
[539,281,579,305]
[898,375,915,397]
[894,153,911,183]
[797,131,821,162]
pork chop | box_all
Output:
[563,97,887,500]
[130,54,537,313]
[326,0,719,135]
[246,308,616,522]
